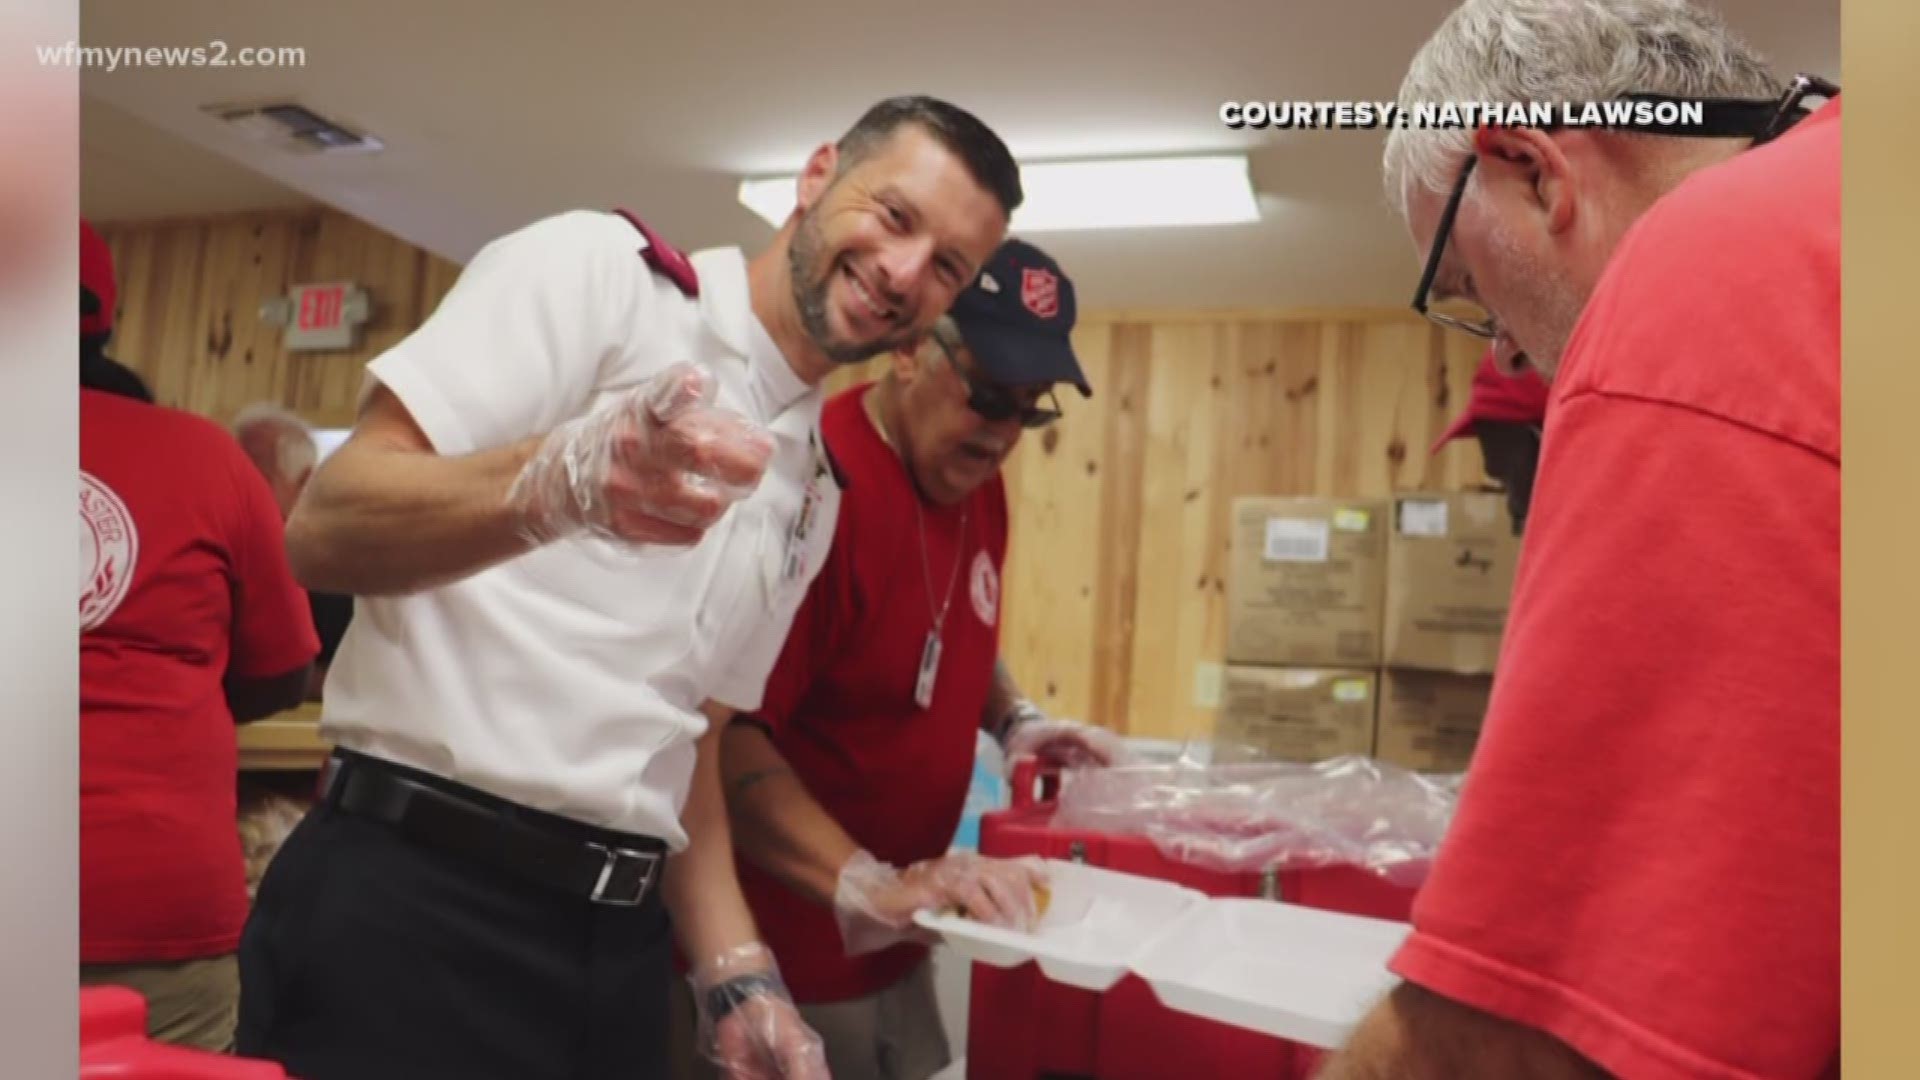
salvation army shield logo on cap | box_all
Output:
[1021,268,1059,320]
[80,472,138,631]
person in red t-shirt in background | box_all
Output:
[1431,348,1549,534]
[78,219,319,1051]
[1317,3,1840,1078]
[706,240,1118,1080]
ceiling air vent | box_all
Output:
[202,101,384,155]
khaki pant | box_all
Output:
[671,959,951,1080]
[81,953,240,1053]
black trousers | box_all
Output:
[235,768,674,1080]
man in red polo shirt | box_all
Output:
[1319,3,1839,1078]
[78,219,319,1050]
[1431,348,1549,534]
[712,240,1117,1080]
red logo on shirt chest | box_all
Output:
[970,550,999,627]
[80,472,139,631]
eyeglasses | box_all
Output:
[1411,154,1494,339]
[931,334,1064,429]
[1410,73,1840,341]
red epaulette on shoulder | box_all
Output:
[612,208,699,298]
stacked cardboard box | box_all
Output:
[1215,666,1378,762]
[1220,497,1387,763]
[1218,492,1519,773]
[1374,492,1519,772]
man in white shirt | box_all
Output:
[234,95,1021,1080]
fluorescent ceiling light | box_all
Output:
[737,154,1259,233]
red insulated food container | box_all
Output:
[966,759,1418,1080]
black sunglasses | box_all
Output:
[1411,73,1841,340]
[931,335,1063,429]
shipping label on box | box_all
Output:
[1226,497,1388,667]
[1382,492,1522,674]
[1374,669,1493,773]
[1215,666,1378,763]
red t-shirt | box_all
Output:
[737,384,1010,1004]
[81,390,320,962]
[1390,103,1840,1079]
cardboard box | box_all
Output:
[1374,669,1494,773]
[1382,492,1522,674]
[1215,666,1378,763]
[1226,498,1388,667]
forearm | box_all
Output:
[981,656,1031,744]
[286,426,543,596]
[721,721,862,906]
[665,705,765,968]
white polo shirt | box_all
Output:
[319,210,841,848]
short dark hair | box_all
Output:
[837,96,1022,216]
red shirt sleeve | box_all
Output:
[222,445,320,679]
[1391,390,1838,1080]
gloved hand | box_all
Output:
[1001,702,1130,774]
[506,361,776,548]
[689,943,828,1080]
[833,849,1049,956]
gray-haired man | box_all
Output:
[1323,2,1839,1077]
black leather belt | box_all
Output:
[322,751,666,907]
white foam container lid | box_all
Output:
[1130,898,1411,1049]
[917,862,1411,1048]
[913,859,1204,992]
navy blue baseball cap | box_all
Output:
[946,239,1091,397]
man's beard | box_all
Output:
[787,205,915,365]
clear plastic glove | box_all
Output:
[1002,704,1131,774]
[833,848,1048,956]
[690,943,828,1080]
[506,361,776,549]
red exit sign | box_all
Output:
[297,283,348,331]
[276,282,368,351]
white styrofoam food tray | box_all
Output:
[913,859,1203,991]
[1130,898,1411,1049]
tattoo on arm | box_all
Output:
[730,766,793,798]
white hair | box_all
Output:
[1383,0,1779,219]
[232,401,317,484]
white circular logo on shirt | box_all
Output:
[970,550,999,627]
[80,472,138,632]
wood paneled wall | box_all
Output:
[99,208,1492,740]
[97,210,462,428]
[826,315,1491,740]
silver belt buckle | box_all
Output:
[588,842,660,907]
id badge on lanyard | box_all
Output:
[783,429,831,585]
[914,631,942,710]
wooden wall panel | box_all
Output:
[98,210,462,428]
[98,206,1493,740]
[1002,328,1112,721]
[1004,314,1491,740]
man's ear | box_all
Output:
[794,143,840,217]
[1473,125,1577,236]
[889,339,925,383]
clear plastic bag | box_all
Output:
[1051,753,1461,888]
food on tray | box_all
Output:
[946,881,1052,925]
